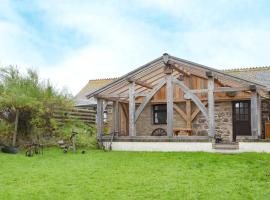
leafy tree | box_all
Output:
[0,66,75,146]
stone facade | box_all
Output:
[192,102,233,142]
[136,103,186,136]
[214,102,233,141]
[108,100,270,141]
[192,112,208,136]
[124,102,234,140]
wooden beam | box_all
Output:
[119,103,129,136]
[112,101,119,135]
[89,58,163,97]
[170,61,208,80]
[186,100,192,129]
[190,89,208,94]
[167,74,174,137]
[95,94,128,103]
[115,67,165,95]
[258,94,262,137]
[191,102,208,121]
[214,86,250,93]
[173,78,208,118]
[135,92,148,97]
[214,76,227,87]
[171,65,191,76]
[135,79,166,122]
[96,98,104,139]
[121,103,128,119]
[164,65,173,74]
[127,78,153,89]
[251,91,258,137]
[173,103,187,121]
[129,82,136,136]
[190,86,251,94]
[207,73,215,137]
[103,94,129,98]
[150,96,253,104]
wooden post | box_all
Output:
[166,74,174,137]
[120,103,129,135]
[186,100,192,129]
[96,98,104,140]
[112,101,119,136]
[251,91,259,137]
[12,109,19,147]
[207,72,215,137]
[186,75,192,130]
[258,95,262,137]
[129,81,136,136]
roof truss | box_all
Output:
[87,53,268,100]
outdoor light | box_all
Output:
[163,53,169,64]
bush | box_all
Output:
[55,119,96,148]
[0,120,13,144]
[76,133,97,149]
[0,66,94,146]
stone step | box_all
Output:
[212,143,239,150]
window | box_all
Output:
[153,104,167,124]
[234,102,249,121]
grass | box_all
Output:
[0,149,270,200]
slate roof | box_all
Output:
[224,66,270,89]
[74,78,117,106]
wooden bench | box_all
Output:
[173,128,192,136]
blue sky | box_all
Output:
[1,0,270,94]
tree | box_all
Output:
[0,66,74,146]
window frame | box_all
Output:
[152,104,167,125]
[234,101,250,121]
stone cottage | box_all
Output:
[86,54,270,152]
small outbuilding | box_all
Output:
[75,78,117,108]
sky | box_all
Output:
[1,0,270,95]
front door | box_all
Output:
[232,101,251,141]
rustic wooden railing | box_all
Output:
[53,107,96,125]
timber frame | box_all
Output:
[89,53,269,141]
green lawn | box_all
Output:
[0,149,270,200]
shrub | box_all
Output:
[0,66,94,146]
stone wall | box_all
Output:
[108,101,234,140]
[192,102,233,142]
[136,103,186,135]
[108,100,270,140]
[215,102,233,141]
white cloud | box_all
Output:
[35,1,171,94]
[1,0,270,95]
[0,0,46,68]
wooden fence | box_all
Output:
[53,107,96,125]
